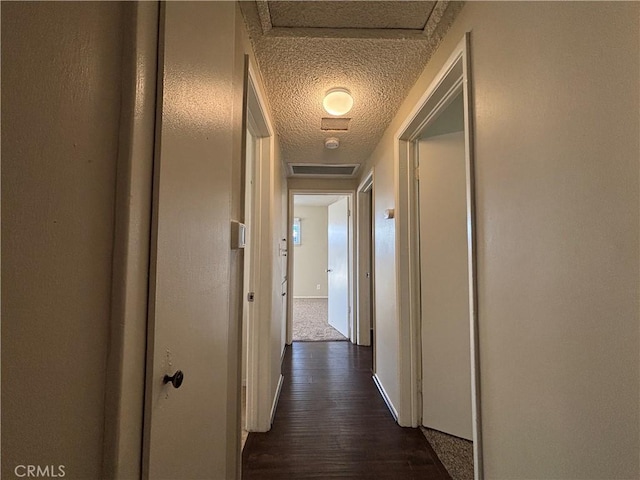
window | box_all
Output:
[292,217,301,245]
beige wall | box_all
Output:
[364,1,639,477]
[293,206,329,297]
[371,148,399,407]
[1,3,125,478]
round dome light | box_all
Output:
[323,88,353,116]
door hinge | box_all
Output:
[414,167,420,181]
[348,209,351,217]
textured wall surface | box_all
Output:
[1,3,124,478]
[240,1,463,173]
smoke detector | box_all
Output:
[324,137,340,149]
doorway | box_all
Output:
[395,34,482,478]
[240,64,278,442]
[417,93,472,440]
[290,194,352,342]
[287,192,354,344]
[356,172,375,369]
[241,121,258,450]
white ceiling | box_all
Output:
[240,1,464,177]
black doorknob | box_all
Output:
[163,370,184,389]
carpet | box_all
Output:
[420,426,474,480]
[292,298,347,342]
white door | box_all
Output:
[143,3,237,478]
[327,197,350,337]
[418,128,473,440]
[242,127,257,428]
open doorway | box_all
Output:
[241,123,257,450]
[416,91,475,477]
[240,63,279,452]
[287,191,355,344]
[395,34,481,479]
[290,194,352,342]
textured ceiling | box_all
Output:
[240,1,464,177]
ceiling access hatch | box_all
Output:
[321,117,351,131]
[288,163,360,177]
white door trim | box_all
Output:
[103,3,159,478]
[394,33,483,479]
[287,190,356,344]
[356,170,374,346]
[245,62,277,433]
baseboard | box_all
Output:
[270,374,284,426]
[373,374,399,422]
[293,296,328,299]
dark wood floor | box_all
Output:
[242,342,451,479]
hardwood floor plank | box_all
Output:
[242,342,450,479]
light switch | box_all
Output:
[231,220,246,249]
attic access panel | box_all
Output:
[321,117,351,131]
[288,163,360,178]
[267,1,437,30]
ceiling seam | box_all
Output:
[263,27,433,41]
[256,0,273,34]
[423,1,450,37]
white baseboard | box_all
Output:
[373,374,399,422]
[270,374,284,426]
[293,296,328,299]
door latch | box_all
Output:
[247,292,255,302]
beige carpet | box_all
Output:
[292,298,347,342]
[420,427,474,480]
[241,386,248,451]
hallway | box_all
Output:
[242,342,450,479]
[3,2,639,478]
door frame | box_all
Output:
[243,62,278,433]
[287,190,356,344]
[394,33,483,479]
[327,196,352,338]
[102,3,159,478]
[356,170,374,347]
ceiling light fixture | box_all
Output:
[323,88,353,116]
